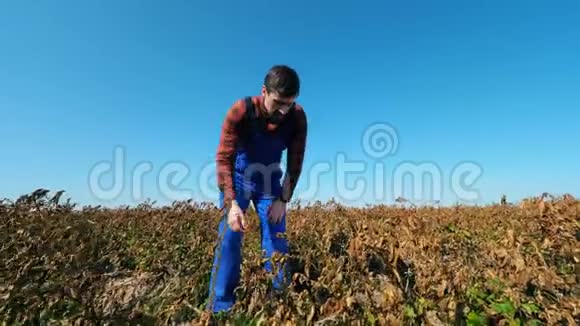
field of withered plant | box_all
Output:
[1,189,578,325]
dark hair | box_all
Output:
[264,65,300,97]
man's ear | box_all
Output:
[261,85,267,96]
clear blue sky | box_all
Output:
[1,0,579,207]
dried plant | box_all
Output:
[1,190,578,325]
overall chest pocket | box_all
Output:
[246,129,288,164]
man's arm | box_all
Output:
[216,99,246,209]
[280,106,307,202]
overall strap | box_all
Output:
[244,96,255,122]
[245,96,260,130]
[240,96,258,146]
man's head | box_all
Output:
[261,65,300,124]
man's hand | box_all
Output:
[227,200,247,232]
[268,199,286,224]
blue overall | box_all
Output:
[207,97,294,313]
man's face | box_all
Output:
[262,86,296,124]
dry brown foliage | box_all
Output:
[1,190,578,325]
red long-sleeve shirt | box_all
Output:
[216,96,307,206]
